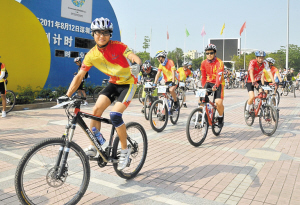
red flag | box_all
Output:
[201,25,206,37]
[240,22,246,36]
[167,30,169,40]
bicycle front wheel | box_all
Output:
[138,86,143,104]
[186,107,208,147]
[170,104,180,125]
[144,94,152,120]
[276,90,280,105]
[93,86,103,102]
[244,100,255,126]
[15,138,90,205]
[113,122,148,179]
[0,90,16,113]
[177,90,184,108]
[259,104,278,136]
[212,108,223,136]
[292,85,296,98]
[149,100,168,132]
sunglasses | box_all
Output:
[206,52,215,55]
[94,30,110,37]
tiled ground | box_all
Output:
[0,89,299,205]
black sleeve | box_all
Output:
[84,72,89,79]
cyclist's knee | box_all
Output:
[110,112,124,128]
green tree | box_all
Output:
[167,48,184,69]
[191,57,204,71]
[231,52,256,70]
[142,36,150,52]
[136,51,150,64]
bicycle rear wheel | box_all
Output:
[259,104,278,136]
[149,100,168,132]
[15,138,90,205]
[177,90,184,108]
[0,90,16,113]
[212,108,223,136]
[113,122,148,179]
[283,87,288,96]
[244,100,255,126]
[93,86,103,102]
[292,85,296,98]
[276,90,280,105]
[186,107,208,147]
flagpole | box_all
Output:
[223,33,225,62]
[244,27,246,70]
[203,36,205,61]
[184,26,186,62]
[150,27,152,61]
[134,28,136,54]
[166,26,168,52]
[286,0,289,69]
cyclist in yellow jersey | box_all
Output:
[261,57,282,94]
[0,62,7,117]
[58,17,142,170]
[177,62,193,108]
[153,50,180,109]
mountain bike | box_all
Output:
[282,80,295,98]
[15,95,148,205]
[186,88,224,147]
[244,85,278,136]
[149,85,180,132]
[143,82,158,120]
[0,79,16,114]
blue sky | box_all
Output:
[16,0,299,57]
[109,0,299,57]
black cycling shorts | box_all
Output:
[100,83,137,107]
[200,82,224,102]
[77,81,85,91]
[263,82,270,86]
[246,80,262,92]
[0,82,5,95]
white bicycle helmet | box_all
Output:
[266,57,275,64]
[182,61,189,67]
[74,57,81,63]
[91,17,113,36]
[205,44,217,52]
[155,50,167,58]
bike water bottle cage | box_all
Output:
[110,112,124,128]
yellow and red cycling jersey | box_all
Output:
[0,63,6,83]
[176,67,192,82]
[263,66,279,82]
[247,59,270,83]
[200,57,225,87]
[158,59,177,82]
[81,40,137,84]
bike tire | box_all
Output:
[244,100,255,126]
[292,85,296,98]
[270,97,279,119]
[212,108,224,136]
[178,90,184,108]
[113,122,148,179]
[138,86,143,104]
[15,138,90,205]
[276,91,280,105]
[144,95,152,120]
[149,100,168,132]
[170,104,180,125]
[283,87,288,96]
[259,104,278,136]
[0,90,16,113]
[93,86,103,102]
[186,107,208,147]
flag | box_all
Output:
[220,23,225,35]
[167,27,169,40]
[240,21,246,36]
[185,28,190,37]
[201,25,206,37]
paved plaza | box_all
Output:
[0,89,300,205]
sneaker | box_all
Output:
[84,145,97,157]
[141,107,144,113]
[83,101,88,106]
[244,110,250,118]
[117,147,132,170]
[183,103,187,108]
[173,101,179,110]
[1,111,6,118]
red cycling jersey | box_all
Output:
[247,59,270,83]
[201,57,225,87]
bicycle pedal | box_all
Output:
[89,156,98,161]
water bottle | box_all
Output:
[92,127,106,145]
[207,104,212,115]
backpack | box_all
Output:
[0,63,8,79]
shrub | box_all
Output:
[16,85,38,104]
